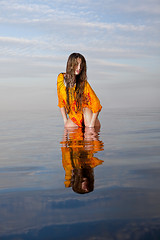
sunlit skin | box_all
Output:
[75,58,82,75]
[81,178,89,192]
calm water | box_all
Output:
[0,108,160,240]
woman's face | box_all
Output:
[75,58,82,75]
[81,178,89,192]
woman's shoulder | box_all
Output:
[84,80,90,86]
[57,72,66,80]
[57,72,66,85]
[84,80,91,90]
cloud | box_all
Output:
[0,36,43,46]
[117,0,160,14]
[91,0,160,15]
[0,1,159,100]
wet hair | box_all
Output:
[70,149,94,194]
[71,167,94,194]
[64,53,87,114]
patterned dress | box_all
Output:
[57,73,102,127]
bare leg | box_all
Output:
[83,108,101,128]
[65,117,78,128]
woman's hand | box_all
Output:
[88,123,95,128]
[84,126,98,141]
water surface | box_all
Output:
[0,108,160,240]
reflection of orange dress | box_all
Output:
[57,73,102,127]
[61,128,104,188]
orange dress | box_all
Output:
[57,73,102,127]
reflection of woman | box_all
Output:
[61,128,104,194]
[57,53,102,128]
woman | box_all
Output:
[57,53,102,128]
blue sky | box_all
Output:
[0,0,160,110]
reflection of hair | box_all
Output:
[69,147,94,194]
[71,167,94,194]
[65,53,87,114]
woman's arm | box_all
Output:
[89,112,99,128]
[60,107,68,125]
[83,107,100,128]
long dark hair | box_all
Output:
[70,148,94,194]
[64,53,87,114]
[71,167,94,194]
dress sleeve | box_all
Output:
[57,73,66,108]
[84,82,102,113]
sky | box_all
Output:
[0,0,160,110]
